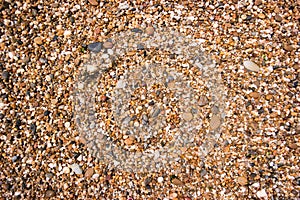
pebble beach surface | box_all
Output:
[0,0,299,199]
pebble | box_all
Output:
[274,14,282,22]
[258,13,265,19]
[70,164,82,175]
[182,112,193,121]
[256,189,268,198]
[237,176,248,186]
[199,95,208,106]
[34,37,43,45]
[131,28,143,33]
[145,26,155,36]
[62,166,70,174]
[172,178,184,186]
[45,190,55,198]
[88,0,98,6]
[243,60,260,72]
[2,70,9,81]
[64,122,71,128]
[210,115,221,130]
[283,44,294,52]
[103,41,113,49]
[85,167,94,178]
[157,177,164,183]
[249,91,260,99]
[88,42,103,53]
[124,136,134,145]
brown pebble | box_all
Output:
[103,41,113,49]
[124,136,135,145]
[254,0,262,5]
[258,13,265,19]
[85,167,94,178]
[45,190,55,198]
[283,44,294,52]
[249,92,260,99]
[172,178,184,186]
[88,0,98,6]
[274,14,282,22]
[182,112,193,121]
[288,143,298,149]
[145,26,155,36]
[199,95,209,106]
[265,94,272,100]
[237,176,248,186]
[34,37,43,45]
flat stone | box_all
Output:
[88,42,103,53]
[70,164,82,175]
[237,176,248,186]
[283,44,294,51]
[34,37,43,45]
[103,41,113,49]
[88,0,98,6]
[172,178,184,186]
[131,28,143,33]
[249,91,260,99]
[85,167,94,178]
[124,136,135,145]
[210,115,221,130]
[182,112,193,121]
[243,60,260,72]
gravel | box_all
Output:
[0,0,299,199]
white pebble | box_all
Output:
[64,122,70,128]
[62,166,70,174]
[70,164,82,175]
[157,176,164,183]
[257,189,268,198]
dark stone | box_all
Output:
[137,43,144,50]
[258,107,264,114]
[0,113,4,119]
[87,42,103,53]
[44,110,50,116]
[2,71,9,81]
[15,119,21,129]
[293,81,298,88]
[131,28,143,33]
[30,123,36,134]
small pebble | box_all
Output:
[243,60,260,72]
[64,122,70,128]
[172,178,184,186]
[2,71,9,81]
[45,190,55,197]
[283,44,294,51]
[34,37,43,45]
[70,164,82,175]
[237,176,248,186]
[103,41,113,49]
[85,168,94,178]
[62,166,70,174]
[88,0,98,6]
[256,189,268,198]
[182,112,193,121]
[210,115,221,130]
[157,177,164,183]
[249,91,260,99]
[145,26,155,35]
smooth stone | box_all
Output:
[249,91,260,99]
[103,41,113,49]
[210,115,221,130]
[257,189,268,198]
[283,44,294,51]
[45,190,55,198]
[85,167,94,178]
[157,177,164,183]
[34,37,43,45]
[243,60,260,72]
[116,80,125,88]
[172,178,184,186]
[70,164,82,174]
[88,0,98,5]
[145,26,155,35]
[2,71,9,81]
[88,42,103,53]
[137,43,144,50]
[237,176,248,186]
[182,112,193,121]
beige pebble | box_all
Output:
[103,41,113,49]
[283,44,294,52]
[237,176,248,186]
[210,115,221,130]
[145,26,155,36]
[182,112,193,121]
[85,167,94,178]
[172,178,184,186]
[258,13,265,19]
[124,136,134,145]
[63,166,70,174]
[243,60,260,72]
